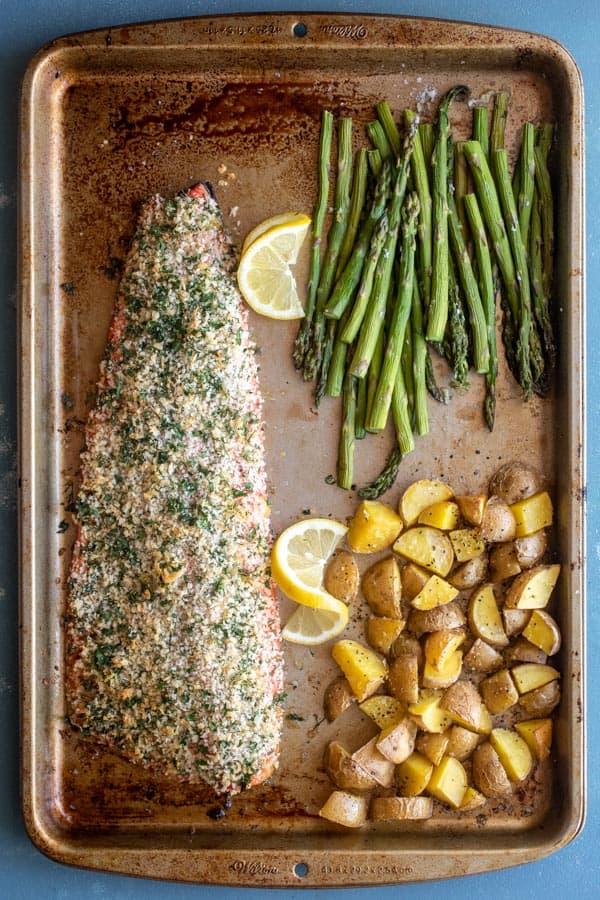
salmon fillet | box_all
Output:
[66,183,284,795]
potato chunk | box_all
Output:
[393,527,454,577]
[395,751,434,796]
[418,500,461,531]
[324,676,355,722]
[362,556,402,617]
[408,690,452,733]
[370,796,433,821]
[376,717,418,764]
[416,731,449,766]
[441,681,492,735]
[399,479,454,526]
[359,694,407,730]
[411,574,459,611]
[504,564,561,609]
[424,629,466,671]
[472,742,512,798]
[366,616,406,655]
[490,728,533,782]
[515,718,553,761]
[522,609,562,656]
[347,500,403,553]
[422,649,463,690]
[351,737,395,787]
[511,663,560,695]
[324,550,359,604]
[427,756,468,808]
[449,553,488,590]
[463,638,503,673]
[468,584,508,648]
[408,601,466,635]
[455,494,486,526]
[480,669,519,715]
[324,742,378,791]
[331,640,388,701]
[319,790,368,828]
[400,562,431,602]
[489,462,542,506]
[518,679,561,717]
[388,654,420,704]
[510,491,553,537]
[449,528,486,563]
[445,725,480,761]
[479,496,517,543]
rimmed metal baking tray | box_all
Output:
[19,12,585,887]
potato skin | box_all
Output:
[472,742,513,798]
[489,462,542,506]
[514,530,548,569]
[408,601,466,635]
[479,496,517,543]
[324,550,359,604]
[518,679,561,717]
[362,557,402,618]
[449,554,488,590]
[324,676,355,722]
[324,741,378,791]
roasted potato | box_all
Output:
[408,600,466,635]
[463,638,504,673]
[422,650,463,690]
[472,741,512,797]
[504,564,561,609]
[416,731,450,766]
[411,574,459,611]
[468,584,508,648]
[400,562,431,602]
[366,616,406,655]
[324,550,360,604]
[449,553,488,590]
[324,742,378,791]
[331,640,388,701]
[460,786,487,810]
[408,690,452,733]
[370,795,433,821]
[395,751,434,796]
[347,500,403,553]
[489,461,542,506]
[449,528,486,563]
[489,542,522,582]
[514,530,548,569]
[319,790,368,828]
[479,496,517,543]
[522,609,561,656]
[376,716,418,764]
[511,663,560,695]
[479,668,519,715]
[399,479,454,526]
[362,556,402,618]
[417,500,461,531]
[441,681,492,735]
[504,637,548,665]
[351,736,395,787]
[455,494,486,526]
[445,724,480,761]
[515,718,553,761]
[359,694,407,730]
[502,608,531,638]
[427,755,468,808]
[424,629,466,671]
[393,527,455,577]
[490,728,533,782]
[388,654,420,704]
[510,491,553,538]
[518,679,561,717]
[324,676,356,722]
[390,632,423,664]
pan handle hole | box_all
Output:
[293,22,308,38]
[294,862,309,877]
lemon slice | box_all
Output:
[242,212,309,254]
[237,215,311,319]
[271,517,348,609]
[282,603,349,646]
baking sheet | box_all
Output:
[19,13,585,886]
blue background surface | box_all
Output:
[1,1,595,897]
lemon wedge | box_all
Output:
[242,212,309,254]
[271,518,348,610]
[237,214,311,319]
[282,603,349,646]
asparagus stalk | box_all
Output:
[293,109,333,370]
[392,365,416,456]
[490,91,509,159]
[358,447,403,499]
[338,373,357,490]
[418,123,435,178]
[404,108,432,312]
[304,117,353,380]
[366,324,385,430]
[367,193,420,431]
[529,190,556,371]
[349,129,415,378]
[447,149,490,374]
[324,162,392,319]
[534,140,555,302]
[425,351,450,403]
[473,105,489,159]
[494,147,539,398]
[367,148,383,178]
[355,376,368,439]
[517,122,536,244]
[336,147,369,277]
[411,276,429,435]
[464,192,497,429]
[326,305,353,398]
[401,315,415,422]
[454,141,470,237]
[376,100,401,158]
[314,319,338,407]
[341,212,388,344]
[366,120,394,162]
[427,85,469,341]
[446,254,470,387]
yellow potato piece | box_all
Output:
[490,728,533,782]
[416,731,449,766]
[365,616,406,655]
[408,690,452,733]
[450,528,486,563]
[510,491,553,537]
[331,639,388,701]
[376,717,418,764]
[395,751,434,796]
[511,663,560,695]
[522,609,562,656]
[399,479,455,526]
[412,574,459,610]
[319,790,368,828]
[504,564,561,609]
[428,756,468,809]
[515,718,553,761]
[393,527,454,577]
[422,649,463,690]
[370,795,434,821]
[418,500,461,531]
[460,786,487,810]
[479,668,519,715]
[424,630,466,671]
[347,500,403,553]
[468,584,508,648]
[359,695,407,730]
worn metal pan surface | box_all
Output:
[19,13,585,887]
